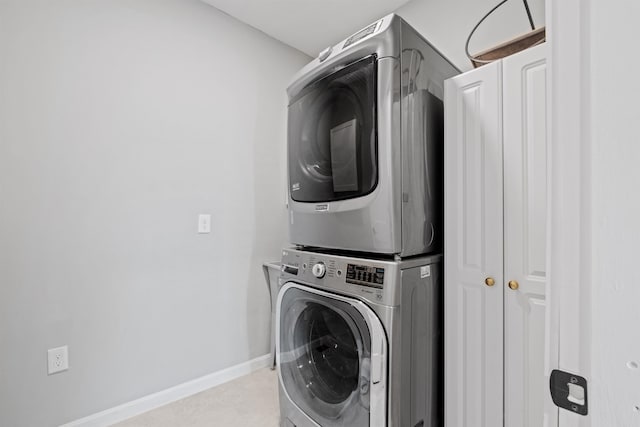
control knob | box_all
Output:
[312,262,326,278]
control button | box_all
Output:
[312,263,326,278]
[337,270,342,277]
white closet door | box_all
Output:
[502,44,549,427]
[444,61,504,427]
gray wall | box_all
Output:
[0,0,309,425]
[396,0,545,71]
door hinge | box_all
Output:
[550,369,588,416]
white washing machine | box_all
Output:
[276,248,442,426]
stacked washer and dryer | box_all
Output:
[277,14,458,427]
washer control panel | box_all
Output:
[281,248,440,308]
[346,264,385,289]
[281,250,387,291]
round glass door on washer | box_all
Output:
[286,13,459,257]
[277,284,387,427]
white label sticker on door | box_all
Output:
[420,266,431,278]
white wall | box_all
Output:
[0,1,309,425]
[396,0,545,71]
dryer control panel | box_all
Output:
[343,20,381,50]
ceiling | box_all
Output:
[201,0,413,58]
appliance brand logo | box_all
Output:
[291,183,300,192]
[315,204,329,212]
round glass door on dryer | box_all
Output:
[276,283,387,427]
[288,55,378,204]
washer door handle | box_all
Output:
[371,338,385,384]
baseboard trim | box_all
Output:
[61,353,272,427]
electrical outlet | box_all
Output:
[198,214,211,233]
[47,346,69,375]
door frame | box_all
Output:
[544,0,592,426]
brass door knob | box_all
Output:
[485,277,495,287]
[508,280,519,290]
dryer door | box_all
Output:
[288,55,378,203]
[277,283,387,427]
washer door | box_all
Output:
[277,283,387,427]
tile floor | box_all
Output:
[114,368,280,427]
